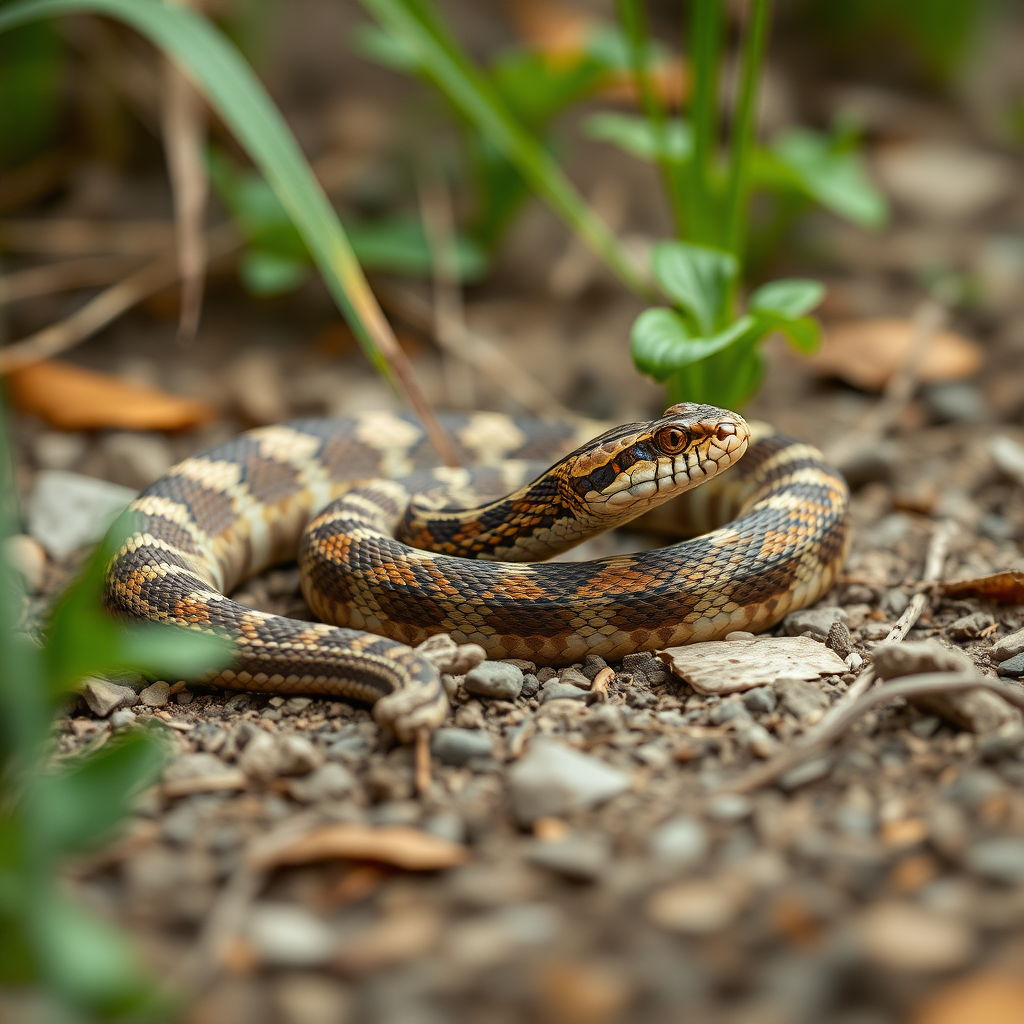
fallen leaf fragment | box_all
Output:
[938,571,1024,604]
[249,823,470,872]
[658,636,847,695]
[5,358,216,431]
[809,318,981,391]
[912,973,1024,1024]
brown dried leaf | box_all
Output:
[251,824,470,872]
[658,636,847,695]
[912,973,1024,1024]
[938,571,1024,604]
[809,318,982,391]
[5,359,216,431]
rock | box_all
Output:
[871,641,972,680]
[914,688,1021,734]
[725,630,755,641]
[633,743,672,770]
[276,735,324,776]
[421,810,465,845]
[527,834,609,881]
[646,877,747,934]
[282,697,313,714]
[777,755,833,790]
[922,382,987,424]
[775,678,829,720]
[977,731,1023,762]
[110,709,138,730]
[247,903,338,967]
[2,534,46,594]
[286,762,357,803]
[238,732,283,781]
[943,769,1005,809]
[825,621,853,659]
[541,679,590,703]
[997,653,1024,678]
[27,470,138,560]
[558,667,592,690]
[228,349,289,425]
[743,686,777,714]
[581,655,607,680]
[708,701,751,726]
[431,727,494,766]
[33,431,87,471]
[272,975,352,1024]
[81,678,139,717]
[508,739,630,824]
[965,838,1024,884]
[706,794,752,822]
[464,661,523,700]
[783,607,848,638]
[164,752,232,783]
[621,651,668,684]
[138,680,171,707]
[521,674,540,698]
[993,628,1024,662]
[882,589,910,617]
[856,901,975,972]
[99,432,175,489]
[745,723,781,758]
[648,817,709,870]
[948,611,993,640]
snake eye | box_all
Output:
[654,426,689,454]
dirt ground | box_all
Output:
[6,2,1024,1022]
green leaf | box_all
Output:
[240,249,310,295]
[632,309,763,380]
[350,21,420,71]
[346,214,487,279]
[490,48,606,126]
[749,277,824,318]
[584,112,692,162]
[33,731,167,854]
[752,310,821,354]
[759,129,887,229]
[651,241,738,335]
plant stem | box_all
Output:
[723,0,772,265]
[617,0,685,236]
[684,0,723,245]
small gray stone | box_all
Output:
[648,816,709,869]
[286,762,357,803]
[139,680,171,707]
[100,432,175,489]
[825,621,854,659]
[527,835,609,880]
[783,607,848,638]
[872,640,972,680]
[521,674,540,698]
[965,838,1024,884]
[997,653,1024,678]
[326,732,372,761]
[431,727,494,766]
[943,769,1005,809]
[922,381,987,424]
[247,903,337,967]
[275,735,323,776]
[464,661,523,700]
[82,678,139,717]
[993,628,1024,663]
[621,651,668,684]
[581,655,608,680]
[706,794,753,822]
[882,589,910,617]
[282,697,313,714]
[743,686,777,714]
[774,678,829,720]
[977,731,1023,762]
[421,810,465,844]
[541,679,589,703]
[949,611,993,640]
[708,701,751,726]
[370,800,420,826]
[508,738,630,824]
[777,754,833,790]
[28,470,137,561]
[558,666,592,689]
[633,743,672,770]
[238,732,283,781]
[163,752,236,783]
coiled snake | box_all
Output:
[103,404,850,740]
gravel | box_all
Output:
[431,727,494,766]
[464,662,524,700]
[783,607,848,638]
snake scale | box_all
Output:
[103,404,851,740]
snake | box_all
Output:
[103,403,851,740]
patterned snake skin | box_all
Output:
[103,405,850,740]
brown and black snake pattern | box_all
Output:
[103,407,851,740]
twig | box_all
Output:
[827,298,946,469]
[0,255,146,303]
[718,519,956,795]
[415,726,433,794]
[0,224,241,375]
[377,283,576,420]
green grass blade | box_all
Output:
[0,0,458,465]
[358,0,651,298]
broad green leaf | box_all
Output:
[651,241,738,335]
[752,310,821,354]
[585,112,693,162]
[585,21,670,72]
[346,215,487,279]
[0,21,64,168]
[490,49,607,126]
[32,732,166,854]
[749,278,824,318]
[759,129,887,229]
[632,309,762,380]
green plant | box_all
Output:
[0,402,232,1019]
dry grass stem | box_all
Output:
[0,255,145,303]
[0,219,177,255]
[415,726,433,794]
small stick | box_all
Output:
[718,519,955,795]
[415,726,433,795]
[0,255,146,303]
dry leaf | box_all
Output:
[5,359,216,431]
[809,318,982,391]
[938,571,1024,604]
[658,636,847,695]
[912,973,1024,1024]
[250,823,470,872]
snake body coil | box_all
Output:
[104,405,850,739]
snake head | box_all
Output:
[566,403,750,520]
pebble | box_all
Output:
[774,678,829,720]
[943,769,1005,809]
[27,470,138,561]
[527,834,610,881]
[825,621,853,659]
[99,432,175,489]
[285,762,357,803]
[922,381,988,424]
[745,723,780,758]
[247,903,338,967]
[540,679,590,703]
[777,755,833,790]
[33,431,87,471]
[743,686,777,714]
[978,730,1024,762]
[275,735,324,776]
[237,732,282,781]
[706,794,753,822]
[422,810,466,844]
[872,640,972,680]
[882,589,910,617]
[82,678,139,717]
[164,752,235,783]
[109,709,138,730]
[993,628,1024,663]
[948,611,993,640]
[997,653,1024,678]
[431,727,494,766]
[464,661,523,700]
[2,534,46,594]
[708,701,751,726]
[965,838,1024,884]
[580,655,608,680]
[508,739,630,824]
[647,878,746,934]
[633,743,672,770]
[558,666,592,689]
[725,630,755,641]
[856,901,975,972]
[648,816,709,869]
[783,607,847,638]
[138,680,171,707]
[521,674,540,698]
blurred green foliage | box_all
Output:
[0,21,64,169]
